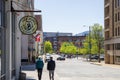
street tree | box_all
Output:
[91,23,104,62]
[60,42,77,55]
[44,41,53,54]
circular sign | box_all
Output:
[19,16,38,35]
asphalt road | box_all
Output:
[55,57,120,80]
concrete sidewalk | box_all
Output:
[21,63,59,80]
[90,61,120,69]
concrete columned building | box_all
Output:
[0,0,35,80]
[104,0,120,64]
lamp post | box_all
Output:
[83,25,91,61]
[89,26,91,61]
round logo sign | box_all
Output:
[19,16,38,35]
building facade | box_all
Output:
[44,36,86,53]
[0,0,37,80]
[57,36,86,52]
[43,32,72,52]
[104,0,120,64]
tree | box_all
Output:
[91,23,104,62]
[81,23,104,62]
[44,41,53,54]
[91,39,98,55]
[60,42,77,55]
[82,36,90,54]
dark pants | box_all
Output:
[37,69,43,80]
[49,70,54,80]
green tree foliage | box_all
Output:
[91,39,98,54]
[79,48,87,55]
[91,23,104,54]
[82,36,90,55]
[44,41,53,53]
[91,23,104,62]
[60,42,77,55]
[81,23,104,58]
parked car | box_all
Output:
[57,56,65,60]
[90,55,104,60]
[90,55,99,60]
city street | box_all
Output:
[55,57,120,80]
[22,55,120,80]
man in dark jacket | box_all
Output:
[36,56,44,80]
[47,57,56,80]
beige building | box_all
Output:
[104,0,120,64]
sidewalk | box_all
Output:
[21,62,59,80]
[90,61,120,69]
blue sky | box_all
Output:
[34,0,104,35]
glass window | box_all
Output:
[118,0,120,7]
[0,0,1,26]
[0,0,5,27]
[0,0,5,79]
[0,12,1,26]
[115,13,117,22]
[0,28,5,80]
[115,0,117,8]
[11,12,16,77]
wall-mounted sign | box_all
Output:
[19,16,38,35]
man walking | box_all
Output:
[36,56,44,80]
[47,57,56,80]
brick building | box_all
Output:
[44,36,86,52]
[104,0,120,64]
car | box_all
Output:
[90,55,104,60]
[90,55,99,60]
[57,56,65,60]
[45,53,51,62]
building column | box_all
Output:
[5,0,12,80]
[15,27,22,79]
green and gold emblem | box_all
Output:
[19,16,38,35]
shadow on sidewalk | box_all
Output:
[21,64,36,71]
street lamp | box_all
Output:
[83,25,91,61]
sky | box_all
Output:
[34,0,104,35]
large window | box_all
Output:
[0,0,5,80]
[11,12,16,77]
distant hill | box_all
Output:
[75,31,89,36]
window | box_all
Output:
[0,0,5,80]
[106,44,110,50]
[118,12,120,21]
[115,43,120,50]
[118,0,119,7]
[0,13,1,26]
[115,28,117,36]
[115,0,117,8]
[119,27,120,36]
[0,0,5,27]
[11,12,16,77]
[115,13,117,22]
[118,0,120,7]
